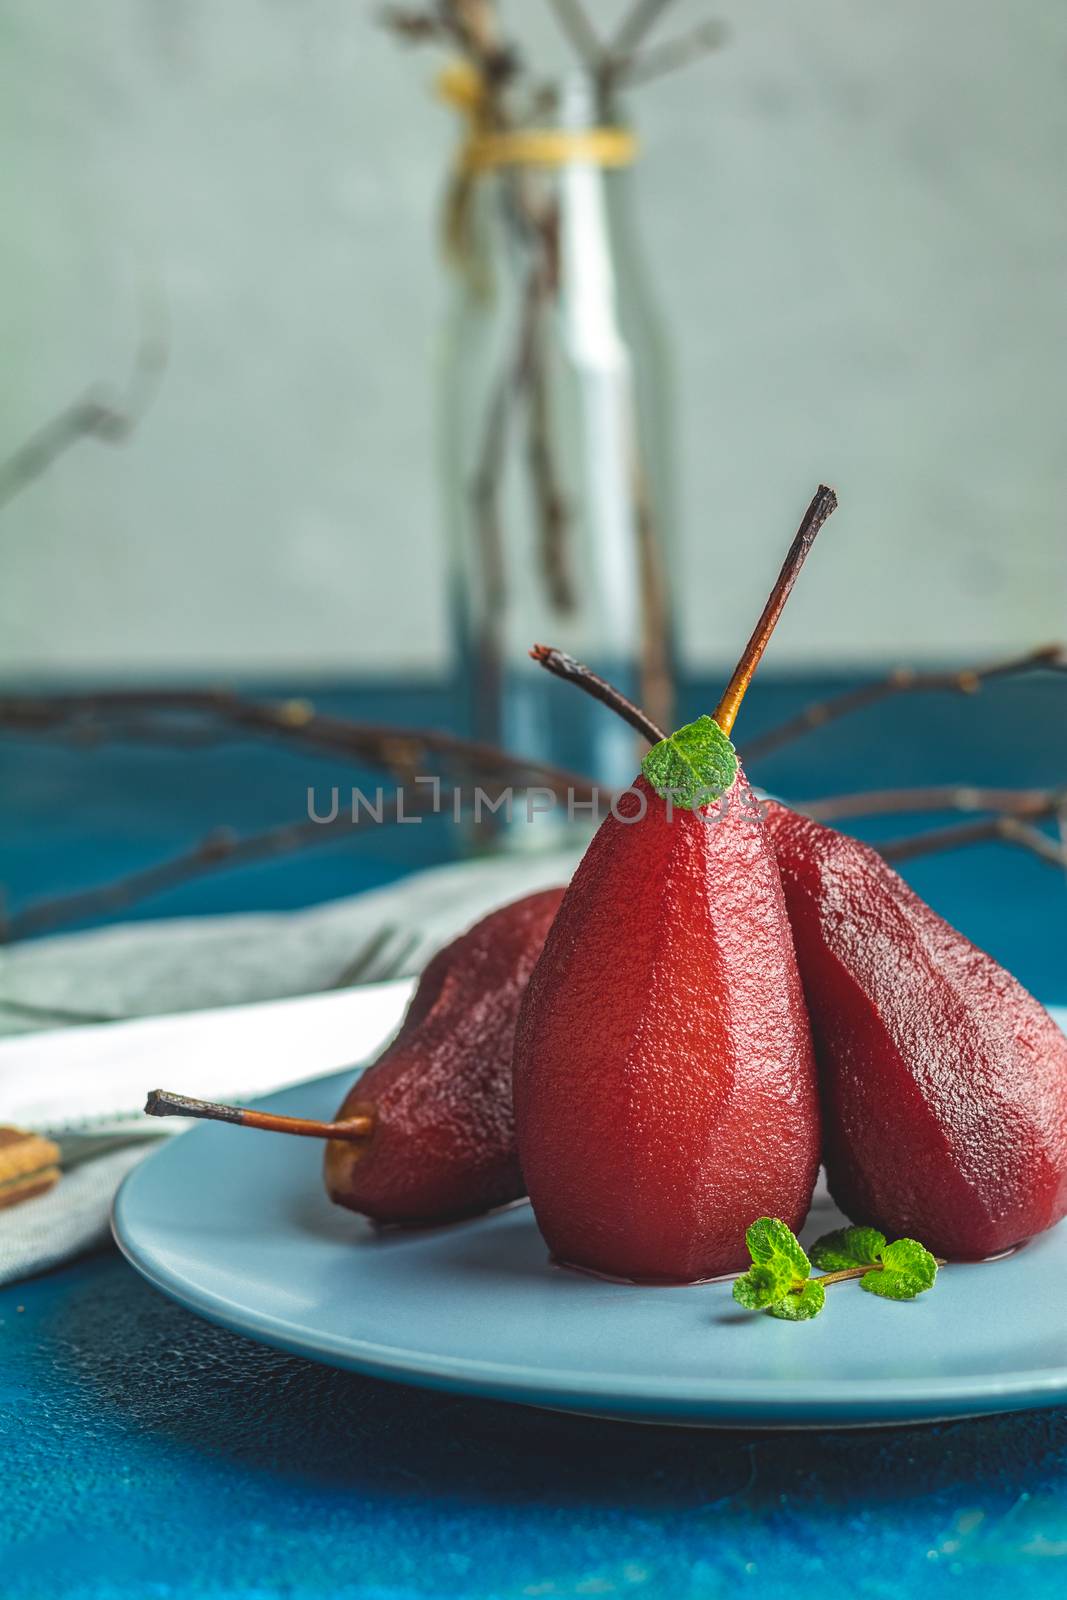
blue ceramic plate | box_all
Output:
[114,1017,1067,1430]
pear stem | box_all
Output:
[530,645,666,744]
[144,1088,374,1143]
[712,485,838,738]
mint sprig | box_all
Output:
[768,1279,825,1321]
[640,715,737,812]
[860,1238,939,1299]
[733,1218,817,1319]
[732,1218,942,1322]
[810,1226,886,1272]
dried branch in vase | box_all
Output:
[612,19,729,88]
[387,0,725,719]
[544,0,603,68]
[607,0,678,60]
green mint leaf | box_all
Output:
[861,1238,939,1301]
[733,1260,795,1310]
[640,715,738,812]
[768,1280,826,1321]
[810,1226,887,1272]
[745,1217,810,1283]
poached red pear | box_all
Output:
[514,489,838,1282]
[764,803,1067,1260]
[323,885,562,1223]
[513,754,820,1281]
[146,886,563,1226]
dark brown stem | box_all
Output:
[530,644,666,743]
[713,486,838,737]
[738,645,1067,765]
[145,1089,373,1142]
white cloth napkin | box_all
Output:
[0,850,579,1284]
[0,982,414,1287]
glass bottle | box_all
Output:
[439,72,676,846]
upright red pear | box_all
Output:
[513,490,837,1282]
[764,804,1067,1260]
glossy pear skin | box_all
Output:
[765,804,1067,1259]
[513,774,821,1283]
[325,887,563,1225]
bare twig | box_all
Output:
[1,819,352,943]
[608,0,677,59]
[739,645,1067,765]
[528,642,1067,876]
[525,297,575,612]
[803,785,1066,824]
[0,761,600,942]
[0,794,422,944]
[0,290,168,513]
[544,0,603,67]
[379,7,442,43]
[0,687,588,793]
[880,815,1067,870]
[439,0,517,90]
[614,19,729,87]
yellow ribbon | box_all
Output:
[437,62,638,174]
[460,127,637,173]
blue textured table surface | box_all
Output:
[2,676,1066,1599]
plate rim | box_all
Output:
[112,1069,1067,1428]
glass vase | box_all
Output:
[438,73,676,847]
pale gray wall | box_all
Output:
[2,0,1064,679]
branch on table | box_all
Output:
[801,785,1067,824]
[0,687,590,794]
[880,814,1067,870]
[738,646,1067,764]
[0,766,600,944]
